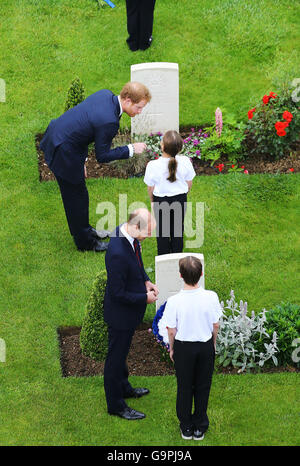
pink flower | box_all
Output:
[244,169,249,174]
[215,107,223,137]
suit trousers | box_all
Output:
[126,0,156,49]
[55,175,95,250]
[152,193,187,256]
[104,326,135,413]
[174,338,215,432]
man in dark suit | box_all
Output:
[40,82,151,252]
[126,0,156,51]
[104,208,158,420]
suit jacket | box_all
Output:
[104,226,150,331]
[40,90,129,184]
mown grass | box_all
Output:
[0,0,300,446]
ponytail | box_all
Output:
[167,156,177,183]
[162,130,183,183]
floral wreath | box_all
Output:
[152,301,169,349]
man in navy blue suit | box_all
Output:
[104,208,158,420]
[40,82,151,252]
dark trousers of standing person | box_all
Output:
[173,338,215,432]
[152,193,187,256]
[104,326,135,413]
[55,175,96,251]
[126,0,156,50]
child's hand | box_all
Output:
[169,349,174,363]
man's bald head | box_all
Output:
[127,208,156,241]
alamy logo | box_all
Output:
[0,79,5,102]
[0,338,6,363]
[96,194,204,249]
[291,338,300,364]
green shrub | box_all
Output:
[64,77,86,112]
[80,271,108,361]
[264,302,300,367]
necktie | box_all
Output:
[133,239,142,268]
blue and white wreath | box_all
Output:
[152,301,169,348]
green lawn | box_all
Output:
[0,0,300,446]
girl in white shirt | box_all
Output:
[144,130,196,255]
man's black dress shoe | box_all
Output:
[93,240,108,252]
[90,227,110,240]
[125,388,150,399]
[109,407,146,420]
[140,36,153,51]
[78,240,108,252]
[126,40,139,52]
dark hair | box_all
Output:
[179,256,202,286]
[163,130,183,183]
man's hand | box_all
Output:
[146,290,157,304]
[145,281,159,297]
[133,142,147,154]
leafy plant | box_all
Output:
[80,271,108,361]
[246,82,300,159]
[64,77,86,112]
[264,302,300,367]
[216,290,278,372]
[201,113,246,166]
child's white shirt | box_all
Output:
[144,155,196,197]
[163,287,222,342]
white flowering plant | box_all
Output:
[216,290,278,372]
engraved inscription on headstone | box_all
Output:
[155,252,205,310]
[130,62,179,136]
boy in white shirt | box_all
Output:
[164,256,222,441]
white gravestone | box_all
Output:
[130,62,179,136]
[155,252,205,311]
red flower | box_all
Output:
[241,165,245,169]
[248,108,256,119]
[282,111,293,123]
[276,129,287,137]
[269,92,277,99]
[289,168,294,172]
[244,169,249,174]
[216,163,224,172]
[262,95,270,104]
[275,121,289,131]
[231,164,235,168]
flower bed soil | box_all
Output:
[35,132,300,182]
[57,324,298,377]
[57,323,174,378]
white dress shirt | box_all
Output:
[163,287,222,342]
[120,223,135,250]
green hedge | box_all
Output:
[80,271,108,361]
[265,302,300,367]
